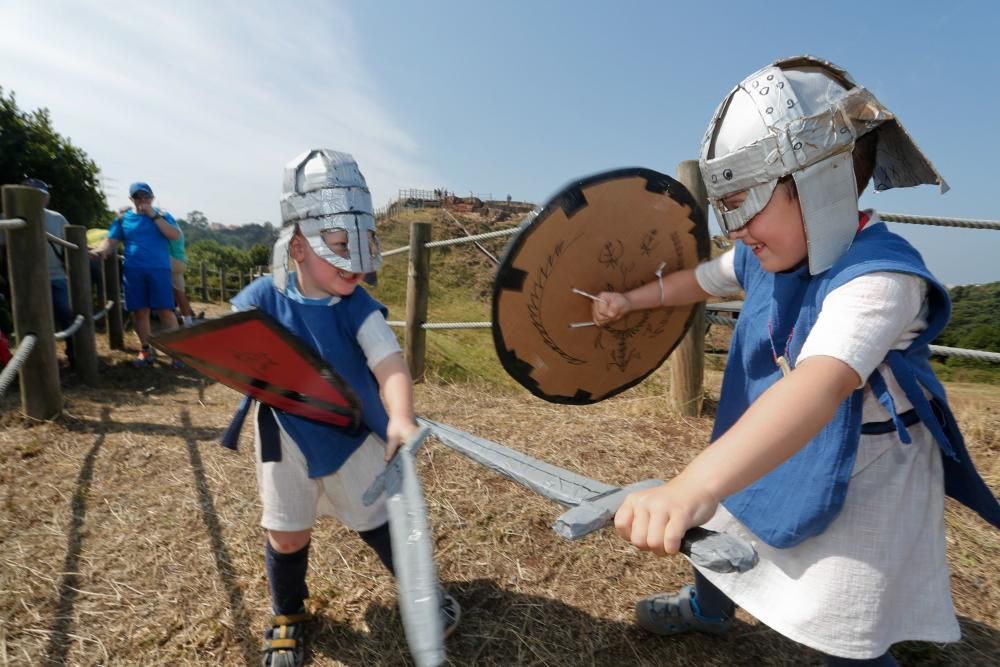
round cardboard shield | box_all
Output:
[492,168,709,404]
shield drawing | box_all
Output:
[492,168,709,404]
[151,310,361,429]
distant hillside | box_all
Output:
[935,282,1000,352]
[932,281,1000,381]
[177,215,278,250]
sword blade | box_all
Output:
[419,417,758,574]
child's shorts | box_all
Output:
[123,266,175,311]
[254,408,388,533]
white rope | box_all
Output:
[54,314,85,340]
[382,226,518,258]
[93,300,114,322]
[45,232,79,249]
[0,334,37,398]
[425,227,518,248]
[928,345,1000,363]
[0,218,27,230]
[386,320,492,330]
[880,213,1000,231]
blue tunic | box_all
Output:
[716,222,1000,548]
[228,276,390,478]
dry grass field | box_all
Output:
[1,297,998,666]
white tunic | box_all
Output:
[692,214,959,658]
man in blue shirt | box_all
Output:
[92,182,181,366]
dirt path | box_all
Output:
[1,314,998,665]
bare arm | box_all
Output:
[91,236,120,260]
[592,267,713,325]
[615,355,860,555]
[151,214,181,241]
[372,351,418,460]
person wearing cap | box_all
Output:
[226,150,459,666]
[593,56,999,664]
[15,178,75,365]
[91,182,181,367]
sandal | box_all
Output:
[261,612,311,667]
[635,586,732,636]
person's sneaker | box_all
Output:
[132,345,157,368]
[441,592,461,638]
[262,611,310,667]
[635,586,733,636]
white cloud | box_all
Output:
[0,0,434,224]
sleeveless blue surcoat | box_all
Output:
[716,221,1000,548]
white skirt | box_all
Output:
[697,423,960,659]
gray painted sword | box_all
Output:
[418,417,758,574]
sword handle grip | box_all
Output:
[680,526,758,574]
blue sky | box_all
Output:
[2,0,997,284]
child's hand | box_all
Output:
[613,477,719,557]
[384,416,419,461]
[592,292,631,326]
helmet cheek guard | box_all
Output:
[699,55,947,274]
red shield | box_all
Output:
[151,310,360,428]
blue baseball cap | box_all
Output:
[129,182,154,197]
[22,177,50,194]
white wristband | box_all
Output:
[655,261,667,306]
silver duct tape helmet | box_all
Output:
[699,55,947,274]
[272,149,381,293]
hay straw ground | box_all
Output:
[1,305,998,666]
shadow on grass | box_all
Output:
[179,408,258,666]
[44,408,110,666]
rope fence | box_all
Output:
[880,212,1000,231]
[0,334,36,399]
[378,199,1000,381]
[0,217,27,230]
[4,179,1000,417]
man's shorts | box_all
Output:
[123,266,175,311]
[170,258,186,290]
[254,405,388,532]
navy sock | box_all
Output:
[358,522,394,575]
[265,540,310,615]
[691,568,735,620]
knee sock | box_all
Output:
[358,522,394,575]
[265,540,310,615]
[825,653,897,667]
[691,569,735,621]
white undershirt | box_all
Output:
[693,244,929,387]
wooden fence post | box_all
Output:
[670,160,709,417]
[64,225,99,385]
[200,261,208,301]
[2,185,61,419]
[219,266,227,301]
[103,254,124,350]
[405,221,431,381]
[237,269,244,290]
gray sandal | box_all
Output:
[635,586,733,636]
[262,612,311,667]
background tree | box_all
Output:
[0,87,108,226]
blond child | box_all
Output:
[229,150,459,667]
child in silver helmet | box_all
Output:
[593,56,999,665]
[229,150,459,667]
